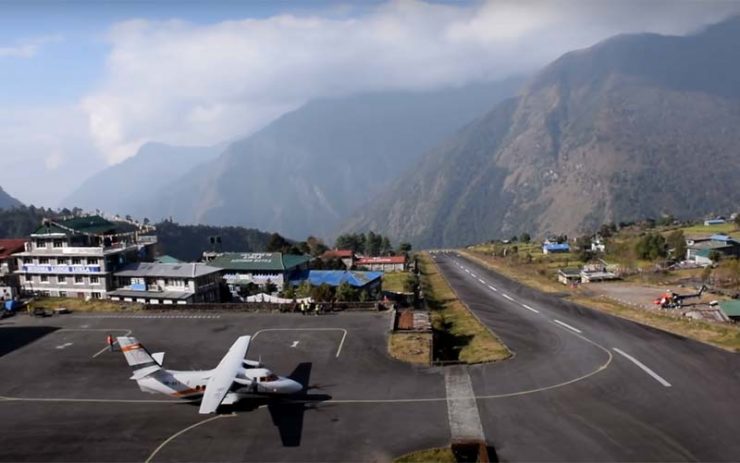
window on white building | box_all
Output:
[91,292,101,299]
[36,239,46,248]
[23,258,31,264]
[24,275,31,282]
[90,276,99,284]
[40,275,48,283]
[39,257,49,264]
[88,258,98,265]
[57,257,68,265]
[57,276,66,283]
[75,275,84,284]
[53,240,64,248]
[72,258,82,265]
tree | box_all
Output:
[296,281,313,298]
[403,273,417,293]
[311,283,334,302]
[282,285,296,300]
[519,232,531,243]
[635,233,667,260]
[599,223,614,239]
[366,231,381,257]
[379,237,392,255]
[666,230,687,261]
[708,250,722,264]
[657,214,675,227]
[735,214,740,228]
[266,233,291,253]
[335,282,358,302]
[574,234,594,262]
[263,279,277,294]
[306,236,328,257]
[398,242,412,254]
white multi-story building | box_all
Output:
[14,216,157,299]
[108,262,222,305]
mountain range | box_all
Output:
[0,186,22,210]
[62,142,223,219]
[343,17,740,247]
[64,80,523,240]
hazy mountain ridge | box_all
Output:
[148,80,525,240]
[343,17,740,247]
[62,142,224,218]
[0,186,22,210]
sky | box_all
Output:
[1,0,739,206]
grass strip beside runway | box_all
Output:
[395,447,456,463]
[419,253,511,364]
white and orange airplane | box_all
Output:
[117,335,303,414]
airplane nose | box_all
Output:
[285,379,303,394]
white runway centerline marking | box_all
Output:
[470,273,477,278]
[521,304,540,313]
[55,343,73,350]
[291,341,299,348]
[478,278,485,284]
[502,293,514,301]
[613,348,672,387]
[488,285,498,292]
[553,319,582,334]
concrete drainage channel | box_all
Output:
[445,366,495,462]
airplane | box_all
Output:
[117,335,303,414]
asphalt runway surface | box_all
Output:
[0,312,447,462]
[432,251,740,462]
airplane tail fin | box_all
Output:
[117,336,162,379]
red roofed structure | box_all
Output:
[0,239,27,260]
[319,249,356,269]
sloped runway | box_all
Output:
[433,251,740,461]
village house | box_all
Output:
[319,249,355,269]
[542,242,570,254]
[686,234,740,265]
[109,262,222,305]
[355,255,407,272]
[207,252,311,297]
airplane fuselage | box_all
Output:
[136,366,302,400]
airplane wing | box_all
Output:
[199,335,251,414]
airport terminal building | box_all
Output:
[14,216,157,299]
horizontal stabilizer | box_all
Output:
[129,365,161,380]
[152,352,165,366]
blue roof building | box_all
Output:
[291,270,383,289]
[543,243,570,254]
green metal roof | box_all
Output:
[155,255,183,264]
[32,216,117,236]
[719,300,740,317]
[209,252,310,272]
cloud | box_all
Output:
[0,35,62,58]
[0,105,103,206]
[80,0,740,165]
